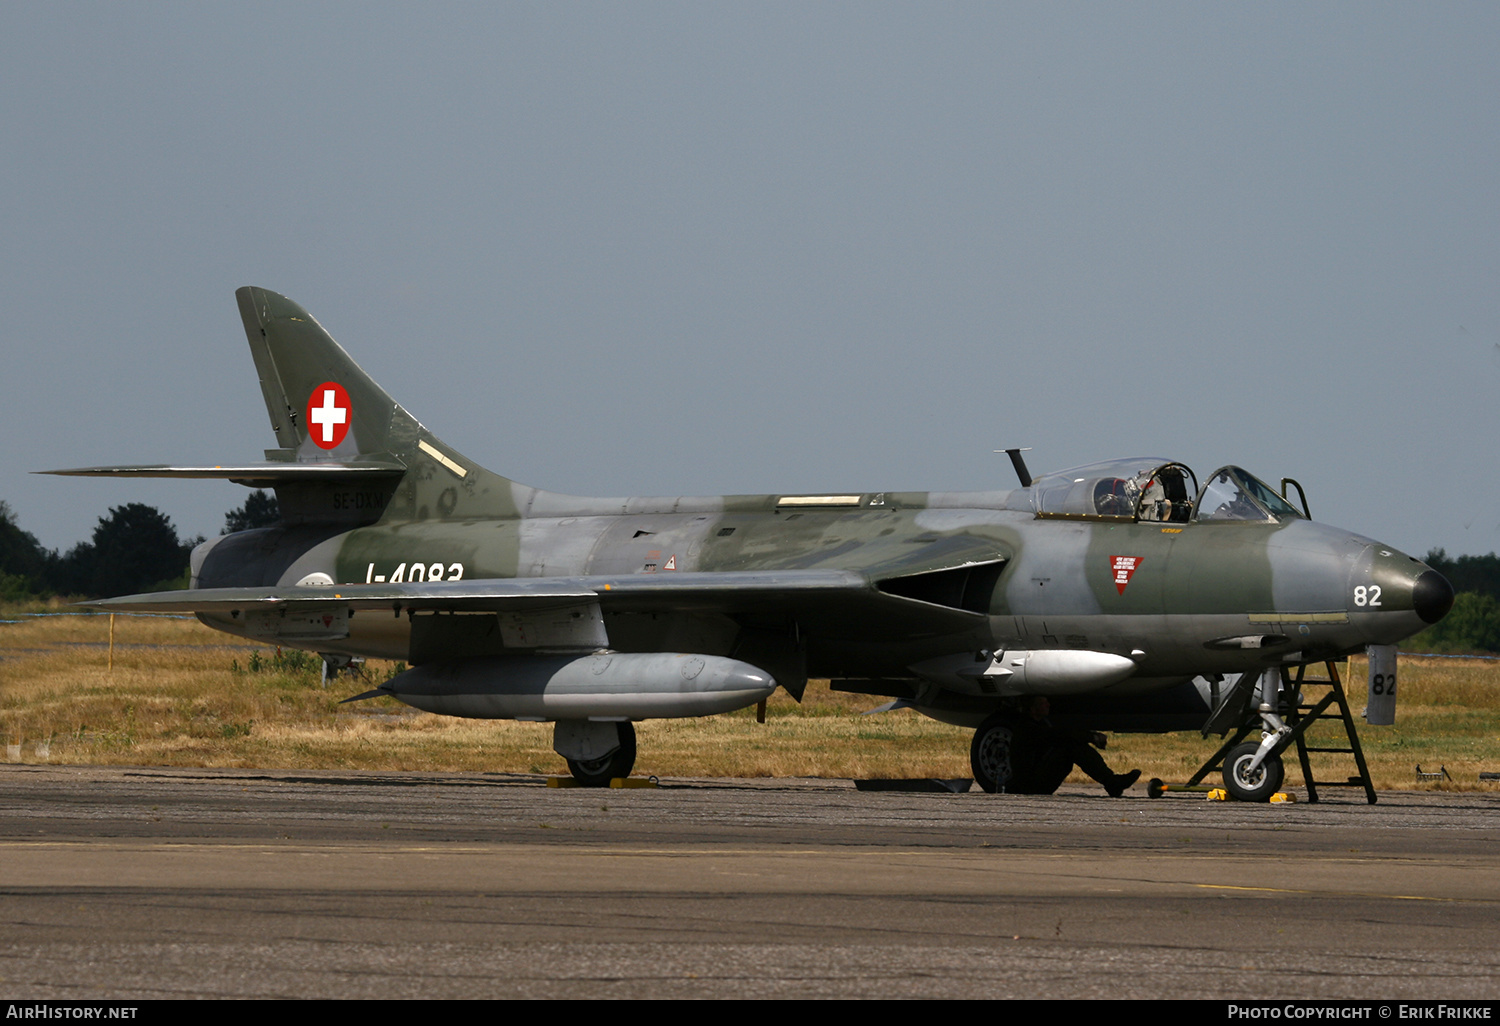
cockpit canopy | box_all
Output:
[1194,465,1305,523]
[1029,459,1304,524]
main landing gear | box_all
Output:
[969,714,1017,794]
[969,705,1136,796]
[554,720,637,787]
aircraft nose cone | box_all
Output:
[1412,570,1454,624]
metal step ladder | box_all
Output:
[1284,661,1377,804]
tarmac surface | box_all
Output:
[0,764,1497,999]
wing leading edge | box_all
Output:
[84,568,986,638]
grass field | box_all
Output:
[2,608,1497,791]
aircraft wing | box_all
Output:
[84,568,984,637]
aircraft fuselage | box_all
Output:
[193,485,1444,692]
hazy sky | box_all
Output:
[3,3,1496,561]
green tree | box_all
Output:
[62,504,193,598]
[224,490,280,534]
[1411,550,1500,653]
[1407,591,1500,654]
[1423,549,1500,603]
[0,501,49,593]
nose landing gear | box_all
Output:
[1223,740,1285,802]
[1168,662,1376,803]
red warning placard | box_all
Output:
[1110,555,1143,595]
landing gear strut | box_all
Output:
[1220,668,1291,802]
[1186,666,1325,802]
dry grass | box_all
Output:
[2,611,1497,790]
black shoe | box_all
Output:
[1106,769,1141,797]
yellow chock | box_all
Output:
[1206,787,1295,803]
[610,776,658,789]
[547,776,659,788]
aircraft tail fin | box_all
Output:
[236,287,525,520]
[236,287,420,465]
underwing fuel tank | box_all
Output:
[379,652,777,720]
[911,649,1139,696]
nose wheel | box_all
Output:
[1222,741,1285,803]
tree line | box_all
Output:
[0,492,277,601]
[1407,550,1500,654]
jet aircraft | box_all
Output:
[49,288,1454,797]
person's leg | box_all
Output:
[1068,740,1140,797]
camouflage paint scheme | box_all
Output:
[49,288,1452,784]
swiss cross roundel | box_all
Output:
[306,381,351,449]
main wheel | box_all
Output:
[970,715,1017,794]
[1223,741,1284,802]
[566,722,637,787]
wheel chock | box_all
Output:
[547,775,659,788]
[1148,779,1295,802]
[1206,787,1295,803]
[609,776,658,788]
